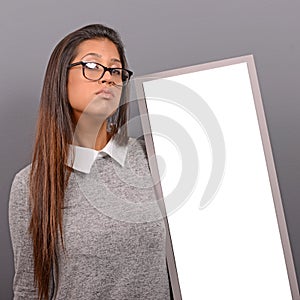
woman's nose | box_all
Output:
[99,69,113,85]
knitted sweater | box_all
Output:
[9,137,171,299]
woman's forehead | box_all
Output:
[75,38,120,61]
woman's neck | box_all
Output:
[72,116,111,151]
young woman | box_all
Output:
[9,24,171,300]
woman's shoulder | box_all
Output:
[126,137,151,172]
[10,163,32,200]
[127,136,147,154]
[11,163,32,187]
[127,137,149,161]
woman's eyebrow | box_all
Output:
[81,52,101,60]
[81,53,121,64]
[111,58,122,64]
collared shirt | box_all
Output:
[9,137,171,300]
[66,135,129,174]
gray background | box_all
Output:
[1,0,299,298]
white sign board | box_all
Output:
[135,55,297,299]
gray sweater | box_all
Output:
[9,138,171,299]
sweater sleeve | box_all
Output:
[8,168,39,299]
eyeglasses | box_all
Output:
[68,61,133,87]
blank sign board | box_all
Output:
[135,55,297,299]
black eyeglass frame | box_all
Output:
[67,61,133,87]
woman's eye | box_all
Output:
[85,62,99,70]
[111,69,121,76]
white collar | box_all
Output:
[66,134,129,174]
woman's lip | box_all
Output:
[96,88,114,97]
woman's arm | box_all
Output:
[8,168,40,299]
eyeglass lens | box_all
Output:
[84,62,130,86]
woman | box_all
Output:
[9,24,171,300]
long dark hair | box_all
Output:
[29,24,130,300]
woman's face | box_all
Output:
[67,38,123,124]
